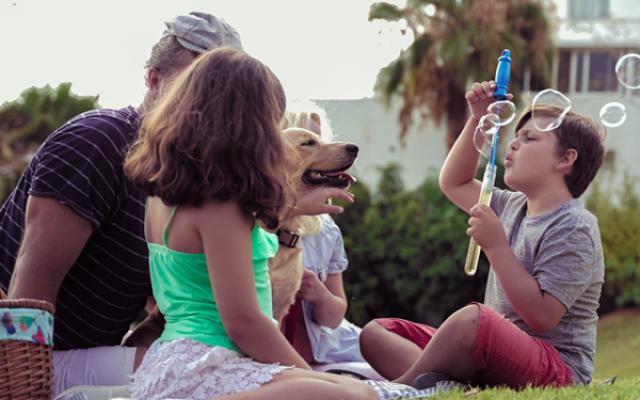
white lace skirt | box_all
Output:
[131,338,291,400]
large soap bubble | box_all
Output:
[531,89,572,131]
[599,102,627,128]
[615,53,640,90]
[486,100,516,127]
[473,113,499,159]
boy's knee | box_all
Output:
[359,319,387,360]
[360,320,386,348]
[444,304,480,348]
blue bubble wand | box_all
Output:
[463,49,511,276]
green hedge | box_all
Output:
[335,164,489,327]
[0,83,98,204]
[586,173,640,312]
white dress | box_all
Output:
[131,338,291,400]
[299,215,365,363]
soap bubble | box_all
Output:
[599,102,627,128]
[531,89,572,131]
[615,53,640,90]
[473,113,499,159]
[486,100,516,126]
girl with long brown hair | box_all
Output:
[124,47,377,400]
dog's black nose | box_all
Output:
[345,144,359,155]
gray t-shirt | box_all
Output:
[484,189,605,384]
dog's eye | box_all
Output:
[301,139,317,146]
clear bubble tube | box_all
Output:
[463,151,497,275]
[464,49,511,276]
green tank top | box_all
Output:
[147,206,279,352]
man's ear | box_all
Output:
[556,148,578,173]
[146,68,161,91]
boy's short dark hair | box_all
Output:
[515,106,606,198]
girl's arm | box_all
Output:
[300,271,347,329]
[288,187,354,219]
[197,200,310,369]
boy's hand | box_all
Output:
[465,81,513,121]
[467,204,508,252]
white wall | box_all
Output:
[317,95,639,191]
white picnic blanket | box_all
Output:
[54,384,131,400]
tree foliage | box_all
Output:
[369,0,555,148]
[0,83,98,202]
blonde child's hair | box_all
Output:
[284,100,335,142]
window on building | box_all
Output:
[557,50,572,93]
[568,0,610,19]
[556,48,640,94]
[576,51,584,92]
[589,51,618,91]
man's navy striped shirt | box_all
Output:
[0,107,150,350]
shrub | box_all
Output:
[335,164,489,327]
[586,173,640,312]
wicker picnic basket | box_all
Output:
[0,290,55,400]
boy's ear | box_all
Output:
[556,148,578,174]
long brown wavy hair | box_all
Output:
[125,47,295,229]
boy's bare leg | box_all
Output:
[394,304,480,385]
[359,320,423,380]
[214,369,377,400]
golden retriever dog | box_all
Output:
[269,127,358,322]
[123,128,358,347]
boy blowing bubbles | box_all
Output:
[360,81,606,388]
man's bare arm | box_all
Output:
[8,196,92,304]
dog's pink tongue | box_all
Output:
[332,172,356,183]
[341,173,357,183]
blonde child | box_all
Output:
[280,102,365,365]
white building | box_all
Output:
[317,0,640,190]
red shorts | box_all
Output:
[375,303,574,388]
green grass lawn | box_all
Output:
[426,309,640,399]
[593,308,640,380]
[429,379,640,399]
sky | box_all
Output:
[0,0,414,108]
